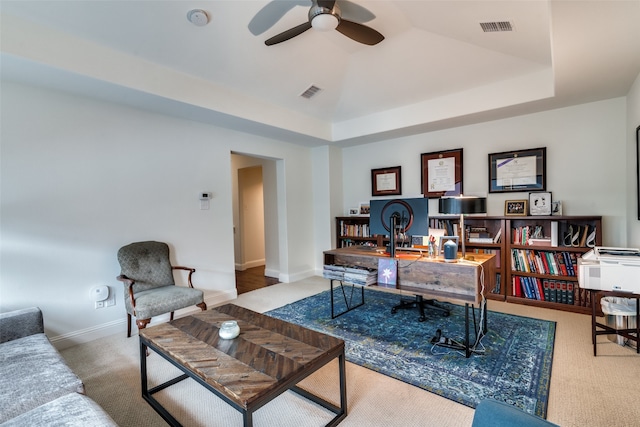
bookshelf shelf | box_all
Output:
[335,216,384,248]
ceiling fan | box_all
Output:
[250,0,384,46]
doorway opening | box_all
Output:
[231,153,280,294]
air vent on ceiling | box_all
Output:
[300,85,322,99]
[480,21,514,32]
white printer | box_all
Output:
[578,247,640,294]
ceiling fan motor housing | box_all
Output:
[309,4,340,30]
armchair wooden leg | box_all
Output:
[170,312,174,321]
[127,314,132,338]
[136,318,151,331]
[197,302,207,311]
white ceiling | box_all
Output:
[1,1,639,147]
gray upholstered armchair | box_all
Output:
[116,241,207,337]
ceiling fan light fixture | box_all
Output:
[311,13,339,31]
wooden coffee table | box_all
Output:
[139,304,347,427]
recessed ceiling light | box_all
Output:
[187,9,209,27]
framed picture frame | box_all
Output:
[529,191,552,216]
[421,148,463,198]
[551,201,563,216]
[505,199,528,216]
[488,147,546,193]
[371,166,402,197]
[359,202,370,216]
[348,207,359,216]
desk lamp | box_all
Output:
[439,196,487,260]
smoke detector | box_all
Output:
[187,9,209,27]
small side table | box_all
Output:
[330,280,365,318]
[590,289,640,356]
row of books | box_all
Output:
[512,225,546,245]
[322,264,377,286]
[338,220,371,238]
[510,249,577,276]
[512,276,576,305]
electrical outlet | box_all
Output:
[95,301,105,309]
[105,295,116,307]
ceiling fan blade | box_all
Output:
[248,0,307,36]
[336,20,384,45]
[265,21,313,46]
[340,0,376,23]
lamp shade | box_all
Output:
[439,196,487,215]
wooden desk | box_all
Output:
[323,247,496,306]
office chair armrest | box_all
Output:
[117,274,137,308]
[172,266,196,288]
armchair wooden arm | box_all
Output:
[116,274,137,310]
[172,266,196,288]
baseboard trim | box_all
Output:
[50,289,238,350]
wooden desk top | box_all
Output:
[324,247,496,305]
[139,304,344,409]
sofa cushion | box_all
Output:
[0,392,117,427]
[0,334,85,423]
[0,307,44,344]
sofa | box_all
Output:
[472,399,559,427]
[0,307,117,426]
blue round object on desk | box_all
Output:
[444,240,458,262]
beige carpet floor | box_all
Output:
[61,276,640,427]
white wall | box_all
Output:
[0,82,317,347]
[627,73,640,247]
[342,98,628,247]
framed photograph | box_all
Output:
[488,147,546,193]
[505,199,528,216]
[551,201,563,216]
[359,202,370,216]
[421,148,463,198]
[371,166,402,197]
[529,192,552,215]
[348,207,359,216]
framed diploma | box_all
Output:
[488,147,546,193]
[421,148,463,198]
[371,166,401,196]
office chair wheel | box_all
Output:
[418,316,426,322]
[391,307,397,314]
[442,312,450,317]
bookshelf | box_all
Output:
[335,216,381,248]
[505,216,602,315]
[335,214,602,315]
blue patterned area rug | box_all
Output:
[265,288,555,418]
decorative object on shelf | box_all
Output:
[421,148,463,198]
[371,166,402,196]
[218,320,240,339]
[505,200,528,216]
[636,125,640,219]
[529,192,552,216]
[359,202,370,216]
[488,147,546,193]
[439,196,487,260]
[551,201,562,216]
